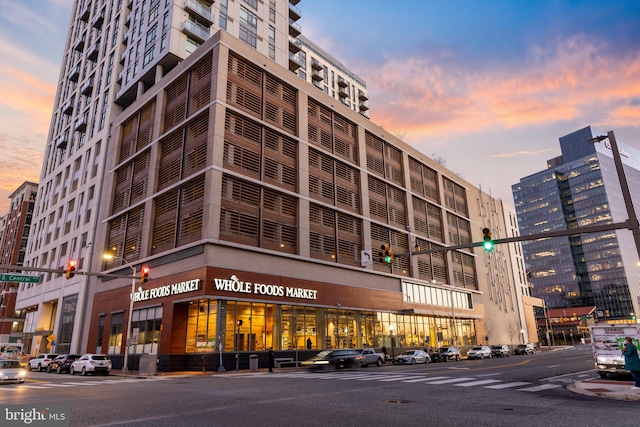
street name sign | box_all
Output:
[0,273,40,283]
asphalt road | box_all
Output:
[3,346,640,427]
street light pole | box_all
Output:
[449,288,456,347]
[103,254,136,375]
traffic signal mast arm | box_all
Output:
[0,264,138,280]
[406,220,631,256]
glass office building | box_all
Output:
[513,126,640,321]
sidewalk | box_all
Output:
[569,378,640,401]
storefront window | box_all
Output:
[186,301,217,352]
[130,306,163,354]
[108,312,123,354]
[184,299,476,353]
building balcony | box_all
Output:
[288,36,301,54]
[313,80,323,90]
[200,0,214,4]
[311,58,322,70]
[338,86,349,98]
[68,65,80,82]
[81,78,94,96]
[74,116,88,133]
[289,0,301,5]
[359,101,369,111]
[87,43,99,61]
[127,0,133,9]
[125,13,131,27]
[358,91,369,101]
[289,3,301,21]
[92,10,104,28]
[120,51,127,65]
[117,69,125,83]
[182,20,211,43]
[56,132,70,149]
[337,77,348,87]
[79,5,90,22]
[288,19,301,38]
[184,0,214,26]
[73,36,85,52]
[311,69,323,81]
[288,52,303,71]
[61,101,73,115]
[122,30,130,45]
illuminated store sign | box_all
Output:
[132,279,200,302]
[214,275,318,300]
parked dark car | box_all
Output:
[431,347,461,362]
[305,349,363,371]
[491,344,510,357]
[48,354,81,374]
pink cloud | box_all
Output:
[366,35,640,138]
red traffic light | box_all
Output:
[140,266,150,283]
[65,259,77,279]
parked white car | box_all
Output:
[395,349,430,364]
[28,353,59,372]
[467,345,493,360]
[70,354,112,376]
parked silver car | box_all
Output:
[491,344,510,357]
[395,349,430,364]
[467,345,493,360]
[514,343,535,355]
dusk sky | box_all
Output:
[1,0,639,214]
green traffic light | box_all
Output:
[483,240,494,251]
[384,255,393,264]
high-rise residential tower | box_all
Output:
[17,0,367,355]
[513,126,640,322]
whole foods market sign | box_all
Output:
[214,275,317,300]
[132,279,200,302]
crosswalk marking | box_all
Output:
[454,379,502,387]
[3,376,178,392]
[484,382,530,389]
[379,375,424,382]
[402,376,449,383]
[282,372,560,394]
[424,377,475,384]
[518,384,562,392]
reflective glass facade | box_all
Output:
[513,126,640,321]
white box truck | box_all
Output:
[589,324,640,378]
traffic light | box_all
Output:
[65,259,76,279]
[482,228,494,252]
[378,243,394,264]
[140,266,150,284]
